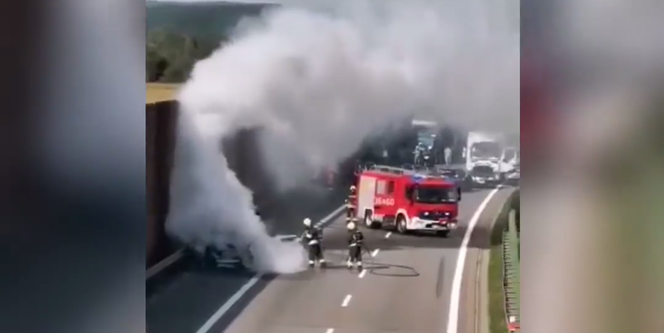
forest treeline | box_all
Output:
[146,2,275,83]
[146,29,224,83]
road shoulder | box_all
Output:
[458,187,515,333]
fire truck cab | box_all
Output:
[355,165,461,237]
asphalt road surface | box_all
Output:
[147,186,514,333]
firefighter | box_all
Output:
[326,167,335,189]
[444,146,452,165]
[301,218,326,268]
[345,199,355,220]
[349,185,357,197]
[346,185,357,219]
[346,220,364,271]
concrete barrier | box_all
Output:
[146,101,178,267]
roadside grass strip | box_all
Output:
[488,190,520,333]
[503,209,520,331]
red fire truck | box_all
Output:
[355,165,461,237]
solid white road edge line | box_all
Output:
[341,294,352,307]
[445,186,502,333]
[195,204,346,333]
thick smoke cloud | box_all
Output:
[166,0,519,273]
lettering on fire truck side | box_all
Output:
[374,197,395,206]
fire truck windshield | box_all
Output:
[414,185,458,204]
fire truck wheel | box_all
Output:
[396,215,408,234]
[363,211,380,229]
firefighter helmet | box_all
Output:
[350,185,356,191]
[303,218,312,227]
[347,221,356,230]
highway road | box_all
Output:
[147,186,514,333]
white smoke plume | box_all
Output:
[166,0,519,273]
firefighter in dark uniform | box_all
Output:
[345,199,354,221]
[346,220,364,271]
[301,218,326,268]
[346,185,357,220]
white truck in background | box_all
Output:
[465,131,518,186]
[502,145,520,183]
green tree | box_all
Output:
[161,52,195,83]
[146,1,276,82]
[146,44,169,82]
[146,28,224,83]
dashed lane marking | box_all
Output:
[341,294,352,307]
[371,249,380,257]
[358,269,367,278]
[385,232,392,238]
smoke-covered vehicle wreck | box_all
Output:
[193,234,300,270]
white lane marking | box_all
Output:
[371,249,380,257]
[326,329,335,333]
[385,232,392,238]
[358,269,367,278]
[341,294,352,307]
[195,276,259,333]
[446,186,502,333]
[196,204,345,333]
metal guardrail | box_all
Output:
[146,248,186,280]
[502,209,521,331]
